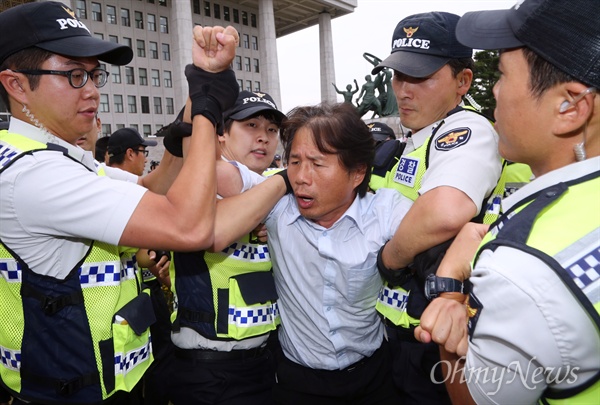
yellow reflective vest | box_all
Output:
[474,171,600,405]
[0,131,153,403]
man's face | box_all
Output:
[287,127,365,229]
[219,115,279,174]
[392,64,463,132]
[76,116,101,152]
[492,48,553,171]
[131,145,147,176]
[23,54,100,145]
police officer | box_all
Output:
[371,11,505,404]
[416,0,599,403]
[0,2,240,403]
[166,90,286,405]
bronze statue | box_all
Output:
[332,79,359,104]
[353,53,399,118]
[356,75,383,118]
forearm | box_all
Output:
[441,348,476,405]
[139,149,183,195]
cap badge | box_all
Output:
[254,92,266,98]
[62,5,76,19]
[403,26,419,38]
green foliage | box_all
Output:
[469,50,500,119]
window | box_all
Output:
[193,0,201,14]
[153,97,162,114]
[235,56,242,70]
[139,68,148,86]
[213,4,220,19]
[121,8,130,26]
[141,97,150,114]
[114,95,124,113]
[111,65,121,83]
[91,2,102,21]
[147,14,156,31]
[136,40,145,57]
[125,67,135,84]
[233,9,239,24]
[116,124,125,130]
[223,6,230,21]
[163,71,172,87]
[246,80,252,91]
[128,96,137,113]
[244,57,251,72]
[156,124,163,133]
[159,0,167,6]
[102,124,111,136]
[253,58,260,73]
[100,94,109,112]
[204,2,211,17]
[166,98,174,114]
[143,125,152,137]
[131,124,139,131]
[237,79,243,89]
[162,43,170,60]
[151,69,160,87]
[254,81,261,92]
[123,37,132,49]
[148,0,154,3]
[159,16,168,33]
[242,11,248,26]
[251,13,257,28]
[135,11,143,29]
[243,34,249,49]
[109,35,118,43]
[94,32,103,40]
[251,36,258,50]
[106,5,116,24]
[75,0,86,19]
[149,42,158,59]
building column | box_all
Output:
[258,0,281,108]
[319,11,336,103]
[171,0,193,108]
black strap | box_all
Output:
[20,283,85,316]
[173,306,215,332]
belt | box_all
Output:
[174,346,266,362]
[384,321,419,343]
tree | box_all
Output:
[469,50,500,119]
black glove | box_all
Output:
[160,107,192,157]
[185,64,239,134]
[274,169,293,194]
[376,242,413,287]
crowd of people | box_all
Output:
[0,0,598,404]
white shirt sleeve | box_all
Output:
[100,162,139,183]
[464,247,600,404]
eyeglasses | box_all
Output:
[13,68,109,89]
[134,149,149,157]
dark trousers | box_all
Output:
[272,340,400,404]
[167,347,276,405]
[386,324,452,405]
[11,383,143,405]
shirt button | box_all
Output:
[323,231,328,236]
[330,330,336,335]
[326,306,331,311]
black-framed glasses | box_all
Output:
[13,68,109,89]
[134,149,149,157]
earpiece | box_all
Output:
[459,80,465,86]
[559,100,571,113]
[559,87,597,113]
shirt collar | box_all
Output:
[409,102,466,149]
[502,157,600,212]
[8,118,96,171]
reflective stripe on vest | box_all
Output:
[476,171,600,404]
[0,131,152,402]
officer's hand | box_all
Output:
[192,25,239,73]
[250,223,268,244]
[415,296,469,357]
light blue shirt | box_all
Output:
[265,188,412,370]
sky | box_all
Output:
[275,0,516,113]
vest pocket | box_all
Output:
[221,271,279,340]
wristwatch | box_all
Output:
[424,274,467,301]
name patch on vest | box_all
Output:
[434,127,471,151]
[466,291,483,340]
[394,156,420,188]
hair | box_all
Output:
[108,149,127,166]
[222,110,283,135]
[447,57,475,77]
[95,136,110,162]
[0,47,54,113]
[521,48,577,99]
[280,102,374,198]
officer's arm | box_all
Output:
[138,148,183,195]
[382,186,477,269]
[440,350,477,405]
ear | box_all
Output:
[352,164,367,189]
[555,83,595,135]
[457,69,473,96]
[0,70,29,106]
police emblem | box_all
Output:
[434,127,471,151]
